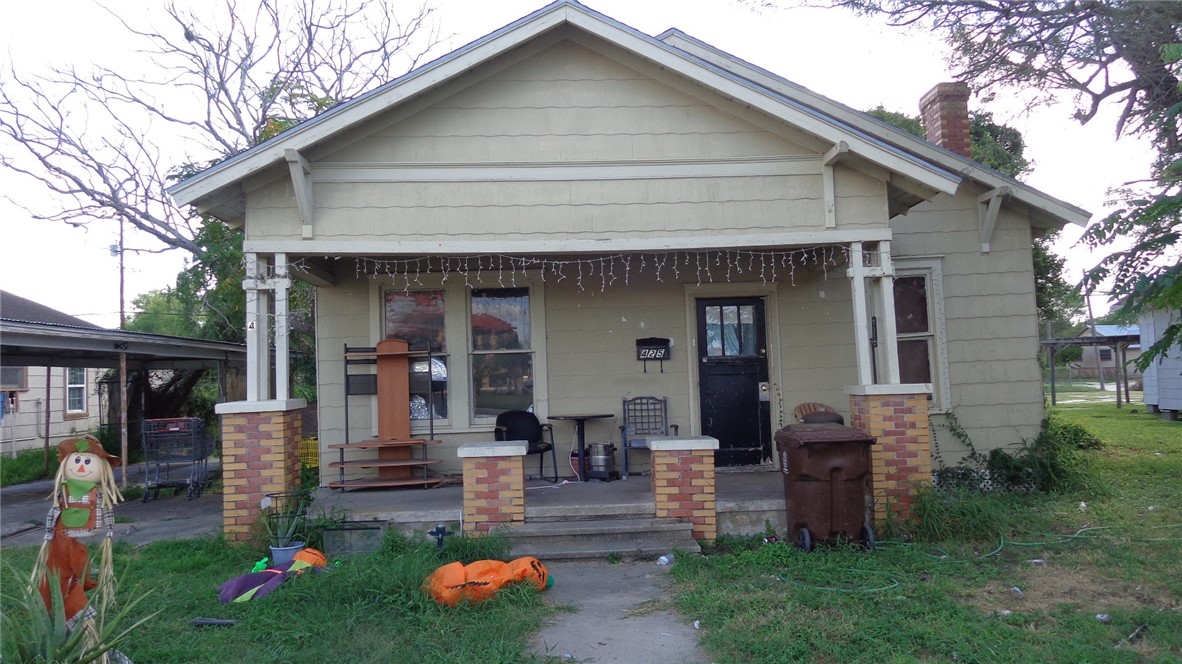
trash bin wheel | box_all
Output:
[796,527,812,553]
[861,524,876,551]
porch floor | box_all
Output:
[312,465,787,537]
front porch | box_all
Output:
[313,466,787,540]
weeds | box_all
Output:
[0,448,53,487]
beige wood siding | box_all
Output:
[891,185,1044,462]
[242,38,894,246]
[772,267,859,427]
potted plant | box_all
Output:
[262,491,308,564]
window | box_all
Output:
[703,303,759,357]
[893,260,950,411]
[1098,348,1113,362]
[66,367,87,414]
[470,288,533,418]
[1,366,28,391]
[377,277,545,429]
[894,276,933,384]
[384,290,447,420]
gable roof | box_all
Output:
[168,0,1087,230]
[1,291,101,328]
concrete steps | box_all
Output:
[507,517,699,562]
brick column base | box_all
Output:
[216,401,304,542]
[650,436,719,542]
[458,441,527,534]
[848,388,933,526]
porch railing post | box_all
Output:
[458,441,527,534]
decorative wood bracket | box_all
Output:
[285,149,315,239]
[822,141,849,229]
[977,186,1010,253]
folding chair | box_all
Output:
[619,396,678,479]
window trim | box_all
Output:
[894,258,951,413]
[371,272,548,432]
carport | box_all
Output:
[1,304,246,482]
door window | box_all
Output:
[703,304,759,357]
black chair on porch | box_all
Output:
[619,396,678,479]
[494,410,559,483]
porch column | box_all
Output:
[458,441,527,534]
[848,241,901,385]
[847,242,875,385]
[847,386,932,526]
[215,399,305,541]
[874,241,901,383]
[243,252,293,401]
[650,435,719,542]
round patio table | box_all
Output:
[548,413,614,481]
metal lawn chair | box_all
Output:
[618,396,678,479]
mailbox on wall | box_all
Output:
[636,337,672,372]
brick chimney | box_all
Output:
[919,82,971,158]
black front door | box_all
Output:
[696,298,771,466]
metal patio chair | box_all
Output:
[619,396,679,479]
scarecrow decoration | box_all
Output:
[423,556,551,606]
[31,435,124,640]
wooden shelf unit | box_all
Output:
[328,340,442,491]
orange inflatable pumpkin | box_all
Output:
[423,556,550,606]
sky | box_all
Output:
[0,0,1152,328]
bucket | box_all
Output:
[588,443,616,475]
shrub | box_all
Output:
[932,412,1103,495]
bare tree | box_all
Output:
[798,1,1182,148]
[0,0,441,257]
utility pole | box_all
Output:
[118,219,129,486]
[1085,286,1105,391]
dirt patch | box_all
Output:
[962,563,1179,658]
[964,563,1178,615]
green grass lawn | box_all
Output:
[671,404,1181,663]
[0,448,55,487]
[1,533,556,663]
[3,405,1176,663]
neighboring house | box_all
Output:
[1140,308,1182,417]
[169,2,1089,517]
[1,292,103,455]
[1071,324,1141,379]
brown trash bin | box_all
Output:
[775,423,876,551]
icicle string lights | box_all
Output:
[275,248,849,293]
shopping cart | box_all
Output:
[141,417,215,501]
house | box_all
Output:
[167,1,1089,541]
[1,292,103,455]
[1140,308,1182,418]
[1071,324,1141,379]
